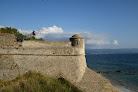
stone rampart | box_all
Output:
[0,55,86,83]
[0,34,86,83]
[22,41,71,48]
[0,47,85,56]
[0,34,17,47]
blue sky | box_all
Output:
[0,0,138,49]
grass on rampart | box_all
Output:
[0,71,82,92]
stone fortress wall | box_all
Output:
[0,34,120,92]
[0,34,17,47]
[0,34,86,83]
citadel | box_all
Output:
[0,33,119,92]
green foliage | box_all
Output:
[0,71,82,92]
[31,36,36,40]
[33,38,45,41]
[0,27,18,34]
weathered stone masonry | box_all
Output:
[0,34,120,92]
[0,34,87,83]
[0,34,17,47]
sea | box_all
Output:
[85,49,138,92]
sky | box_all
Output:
[0,0,138,49]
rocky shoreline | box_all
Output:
[97,70,138,92]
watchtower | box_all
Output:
[70,34,85,48]
[70,34,85,55]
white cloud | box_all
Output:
[18,25,63,36]
[81,32,110,45]
[80,32,110,49]
[18,25,116,49]
[113,40,118,45]
[18,29,33,35]
[37,25,63,34]
[35,25,64,38]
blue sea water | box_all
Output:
[86,54,138,92]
